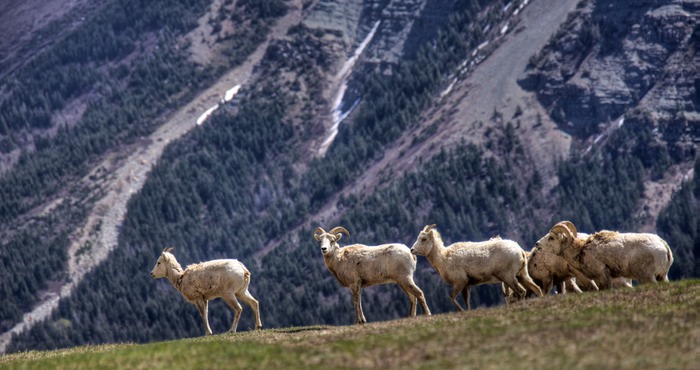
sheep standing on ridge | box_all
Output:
[150,248,262,335]
[506,225,633,303]
[527,226,631,295]
[314,226,431,324]
[535,221,674,289]
[410,224,543,311]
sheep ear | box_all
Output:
[334,233,344,241]
[422,224,436,233]
[557,234,573,249]
[165,247,174,253]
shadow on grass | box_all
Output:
[269,325,333,334]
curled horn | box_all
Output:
[555,221,578,239]
[329,226,350,237]
[422,224,437,233]
[550,224,574,249]
[162,247,174,253]
[313,227,326,241]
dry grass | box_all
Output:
[2,280,698,369]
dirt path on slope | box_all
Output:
[254,0,580,259]
[0,2,303,354]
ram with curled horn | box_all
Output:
[313,225,430,324]
[547,222,577,253]
[535,221,673,289]
[505,222,591,303]
[314,226,349,243]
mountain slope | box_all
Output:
[0,0,290,352]
[1,0,698,354]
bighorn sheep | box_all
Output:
[410,224,543,311]
[150,248,262,335]
[503,246,586,304]
[506,226,634,303]
[313,226,431,324]
[527,247,583,294]
[528,228,631,294]
[535,221,674,289]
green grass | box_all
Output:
[2,280,698,369]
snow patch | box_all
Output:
[501,23,509,35]
[196,104,220,125]
[335,21,380,84]
[319,21,380,156]
[224,84,241,102]
[440,78,458,99]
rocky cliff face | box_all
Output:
[521,0,699,142]
[304,0,464,65]
[363,0,461,65]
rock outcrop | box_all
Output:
[304,0,466,65]
[520,0,699,140]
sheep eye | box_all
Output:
[548,236,553,241]
[421,237,427,242]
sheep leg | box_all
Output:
[195,300,213,336]
[565,278,583,293]
[449,284,467,311]
[502,283,515,306]
[637,274,658,285]
[502,275,527,300]
[517,271,544,298]
[417,292,431,316]
[501,282,509,299]
[571,269,598,291]
[540,277,554,296]
[596,269,613,290]
[555,279,566,294]
[398,284,417,318]
[350,286,366,324]
[400,279,431,316]
[223,294,243,333]
[237,289,262,330]
[461,286,472,311]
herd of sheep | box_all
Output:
[150,221,674,335]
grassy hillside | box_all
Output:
[2,280,697,370]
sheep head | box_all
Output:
[313,226,350,255]
[150,248,175,279]
[410,224,438,256]
[535,222,576,255]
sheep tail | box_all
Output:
[244,270,251,286]
[663,240,673,282]
[665,241,674,265]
